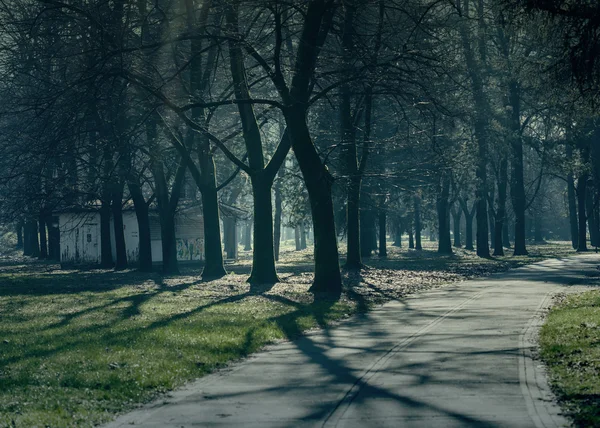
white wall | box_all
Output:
[59,210,204,265]
[59,212,101,264]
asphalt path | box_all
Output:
[106,255,599,427]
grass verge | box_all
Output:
[0,241,575,427]
[540,289,600,427]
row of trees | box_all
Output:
[0,0,598,293]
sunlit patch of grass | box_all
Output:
[540,290,600,427]
[0,271,353,427]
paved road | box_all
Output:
[106,255,600,428]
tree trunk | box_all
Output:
[361,209,377,256]
[488,198,496,250]
[112,184,128,270]
[414,195,422,250]
[452,207,462,248]
[494,157,508,255]
[346,176,362,268]
[577,173,588,252]
[249,176,279,284]
[460,199,475,251]
[16,220,23,249]
[567,146,579,249]
[295,226,301,251]
[199,155,227,280]
[378,210,387,258]
[100,199,113,268]
[285,107,341,293]
[393,220,402,247]
[244,220,252,251]
[223,217,237,260]
[274,171,283,262]
[502,220,511,249]
[128,180,153,271]
[27,219,39,258]
[300,224,307,250]
[587,187,599,248]
[437,175,452,254]
[408,227,414,249]
[38,215,48,259]
[509,86,528,255]
[48,217,60,260]
[534,209,544,243]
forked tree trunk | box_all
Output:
[286,107,341,293]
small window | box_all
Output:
[87,234,92,243]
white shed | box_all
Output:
[57,206,205,266]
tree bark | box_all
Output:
[100,198,113,267]
[587,187,599,247]
[437,175,452,254]
[460,198,475,250]
[494,158,508,255]
[300,224,307,250]
[16,220,23,249]
[244,220,252,251]
[566,144,579,249]
[27,219,39,258]
[112,183,128,270]
[199,152,227,279]
[577,172,588,252]
[379,210,387,258]
[414,195,422,250]
[451,206,462,248]
[346,176,362,268]
[508,83,528,256]
[274,169,283,262]
[295,225,301,250]
[393,219,402,247]
[502,219,511,249]
[38,214,48,259]
[285,107,341,293]
[128,180,153,271]
[248,176,279,284]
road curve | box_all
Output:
[105,255,599,428]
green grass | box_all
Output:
[0,240,576,427]
[540,289,600,427]
[0,270,354,427]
